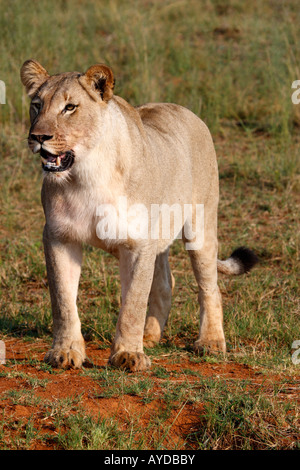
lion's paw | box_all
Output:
[193,338,226,356]
[143,334,160,348]
[108,351,151,372]
[44,345,85,369]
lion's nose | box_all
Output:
[30,134,53,144]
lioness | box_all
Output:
[20,60,258,371]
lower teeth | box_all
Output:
[41,157,61,168]
[45,162,57,167]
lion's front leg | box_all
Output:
[43,225,85,369]
[109,246,156,372]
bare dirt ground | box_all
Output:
[1,338,299,450]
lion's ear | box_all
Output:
[81,64,115,102]
[20,60,50,98]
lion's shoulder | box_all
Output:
[136,102,185,122]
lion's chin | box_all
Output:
[40,148,75,173]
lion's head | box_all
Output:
[20,60,115,176]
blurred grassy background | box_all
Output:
[0,0,299,367]
[0,0,299,451]
[1,0,300,135]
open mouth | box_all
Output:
[40,149,75,173]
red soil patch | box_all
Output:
[0,338,298,450]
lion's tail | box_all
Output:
[217,247,259,275]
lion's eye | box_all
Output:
[32,102,41,111]
[64,104,77,112]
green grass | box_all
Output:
[1,0,300,135]
[0,0,299,451]
[186,377,299,450]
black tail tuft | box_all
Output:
[230,247,259,274]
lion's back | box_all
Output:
[136,102,217,178]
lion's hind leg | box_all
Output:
[184,201,226,356]
[188,246,226,355]
[143,249,174,347]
